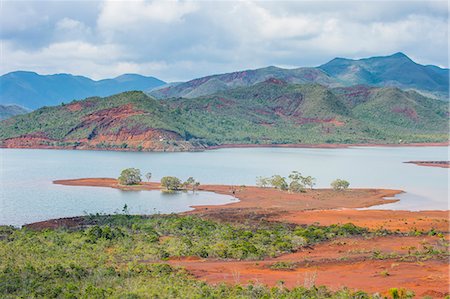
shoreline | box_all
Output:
[1,141,448,153]
[207,141,450,150]
[38,178,448,233]
[53,177,401,210]
[22,178,450,297]
[404,160,450,169]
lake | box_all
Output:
[1,146,448,226]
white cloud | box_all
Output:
[97,0,198,41]
[0,0,448,81]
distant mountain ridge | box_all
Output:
[150,53,448,100]
[0,71,166,109]
[0,104,30,120]
[319,52,448,99]
[1,53,448,111]
[150,66,337,99]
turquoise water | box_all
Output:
[1,147,448,226]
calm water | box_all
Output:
[1,147,448,226]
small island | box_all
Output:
[404,161,450,168]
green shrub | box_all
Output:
[161,176,182,191]
[331,179,350,191]
[118,168,142,185]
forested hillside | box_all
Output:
[0,81,448,151]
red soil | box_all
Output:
[53,178,400,211]
[45,178,450,296]
[280,210,449,233]
[405,161,450,169]
[66,102,83,112]
[167,235,449,297]
[1,103,204,152]
[208,142,450,150]
[52,178,449,233]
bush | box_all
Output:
[85,225,125,243]
[289,180,305,193]
[331,179,350,191]
[161,176,182,191]
[270,175,288,191]
[118,168,142,185]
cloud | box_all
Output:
[1,0,448,81]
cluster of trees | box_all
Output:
[118,168,200,192]
[161,176,200,192]
[256,171,316,193]
[257,171,350,192]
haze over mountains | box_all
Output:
[0,105,30,121]
[0,72,166,109]
[0,53,448,114]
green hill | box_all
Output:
[0,82,447,151]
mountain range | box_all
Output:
[0,52,447,151]
[0,53,448,113]
[0,72,165,109]
[150,53,449,101]
[1,80,447,151]
[0,104,30,120]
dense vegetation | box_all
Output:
[0,80,448,151]
[0,214,385,298]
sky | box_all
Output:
[0,0,448,82]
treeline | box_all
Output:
[118,168,200,192]
[257,171,350,192]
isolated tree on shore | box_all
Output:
[194,181,200,192]
[145,172,152,182]
[301,175,316,190]
[289,180,305,193]
[161,176,182,191]
[288,171,306,193]
[270,175,288,191]
[256,176,270,188]
[183,177,199,192]
[118,168,142,185]
[331,179,350,191]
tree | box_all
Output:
[161,176,182,191]
[118,168,142,185]
[289,180,305,193]
[145,172,152,182]
[288,171,306,193]
[256,176,270,188]
[331,179,350,191]
[270,175,288,191]
[183,177,198,192]
[301,175,316,190]
[288,171,302,181]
